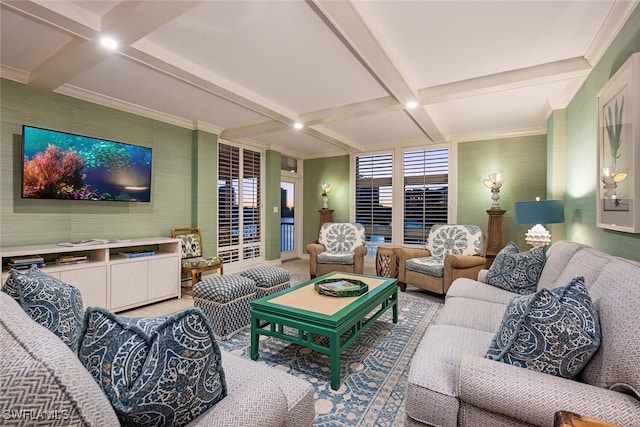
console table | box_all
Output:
[0,237,181,312]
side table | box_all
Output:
[375,246,399,278]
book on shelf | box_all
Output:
[119,250,155,258]
[9,255,44,264]
[55,259,90,266]
[56,255,89,265]
[8,261,45,270]
[57,238,133,247]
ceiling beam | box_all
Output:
[5,0,200,90]
[308,0,445,143]
[419,57,592,104]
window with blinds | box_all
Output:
[355,153,393,243]
[403,148,449,245]
[218,142,262,264]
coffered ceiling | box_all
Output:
[1,1,637,159]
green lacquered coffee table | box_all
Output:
[250,272,398,390]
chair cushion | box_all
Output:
[179,233,203,258]
[1,266,84,353]
[426,224,484,258]
[78,306,227,426]
[486,276,600,379]
[406,256,444,277]
[317,251,355,265]
[318,223,366,253]
[485,242,546,295]
[182,256,221,269]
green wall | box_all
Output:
[264,150,281,260]
[457,135,548,248]
[193,129,219,256]
[562,6,640,260]
[0,79,194,246]
[302,155,350,250]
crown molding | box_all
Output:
[585,0,639,66]
[193,121,224,135]
[448,127,547,144]
[0,65,29,84]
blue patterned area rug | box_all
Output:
[217,274,442,426]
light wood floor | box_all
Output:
[119,258,376,318]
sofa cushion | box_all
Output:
[78,306,227,426]
[318,222,366,253]
[425,224,484,258]
[485,242,546,295]
[317,251,355,265]
[486,276,600,379]
[2,267,84,353]
[537,240,588,289]
[0,292,120,425]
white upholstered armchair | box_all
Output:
[306,222,367,278]
[394,224,487,294]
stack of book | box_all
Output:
[119,250,155,258]
[56,255,89,265]
[8,256,45,269]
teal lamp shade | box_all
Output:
[514,199,564,225]
[514,199,564,247]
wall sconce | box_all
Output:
[321,182,332,209]
[514,198,565,248]
[482,172,506,209]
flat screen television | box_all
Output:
[21,125,152,202]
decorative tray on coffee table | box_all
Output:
[314,278,368,297]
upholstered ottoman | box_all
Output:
[193,275,256,340]
[241,266,291,299]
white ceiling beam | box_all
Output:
[309,0,445,143]
[6,0,200,90]
[299,96,401,126]
[419,57,593,105]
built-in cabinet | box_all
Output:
[0,237,181,312]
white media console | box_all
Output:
[1,237,181,312]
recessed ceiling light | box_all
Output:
[294,122,303,130]
[406,100,418,110]
[100,36,119,50]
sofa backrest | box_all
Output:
[425,224,484,258]
[318,222,366,253]
[537,240,589,289]
[579,256,640,398]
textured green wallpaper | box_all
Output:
[0,79,193,246]
[264,150,281,260]
[194,130,218,256]
[457,135,548,248]
[302,155,350,251]
[563,6,640,260]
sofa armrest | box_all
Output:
[458,354,640,427]
[189,379,288,426]
[477,269,489,282]
[393,247,431,282]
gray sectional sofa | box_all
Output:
[0,290,315,426]
[405,240,640,426]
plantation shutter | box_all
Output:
[403,148,449,245]
[355,153,393,243]
[218,142,262,264]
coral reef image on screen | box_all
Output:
[22,126,152,202]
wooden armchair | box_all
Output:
[171,227,223,289]
[306,222,367,278]
[394,224,487,294]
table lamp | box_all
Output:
[321,182,332,209]
[514,198,564,247]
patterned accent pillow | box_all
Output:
[426,224,484,258]
[78,307,227,426]
[485,242,546,294]
[318,223,366,253]
[179,233,203,258]
[1,267,84,353]
[486,276,601,379]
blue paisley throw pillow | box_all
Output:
[78,307,227,426]
[1,267,84,352]
[485,242,546,294]
[486,276,600,378]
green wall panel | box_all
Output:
[264,150,281,260]
[0,79,193,246]
[303,155,350,251]
[563,6,640,260]
[458,135,547,248]
[194,130,218,256]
